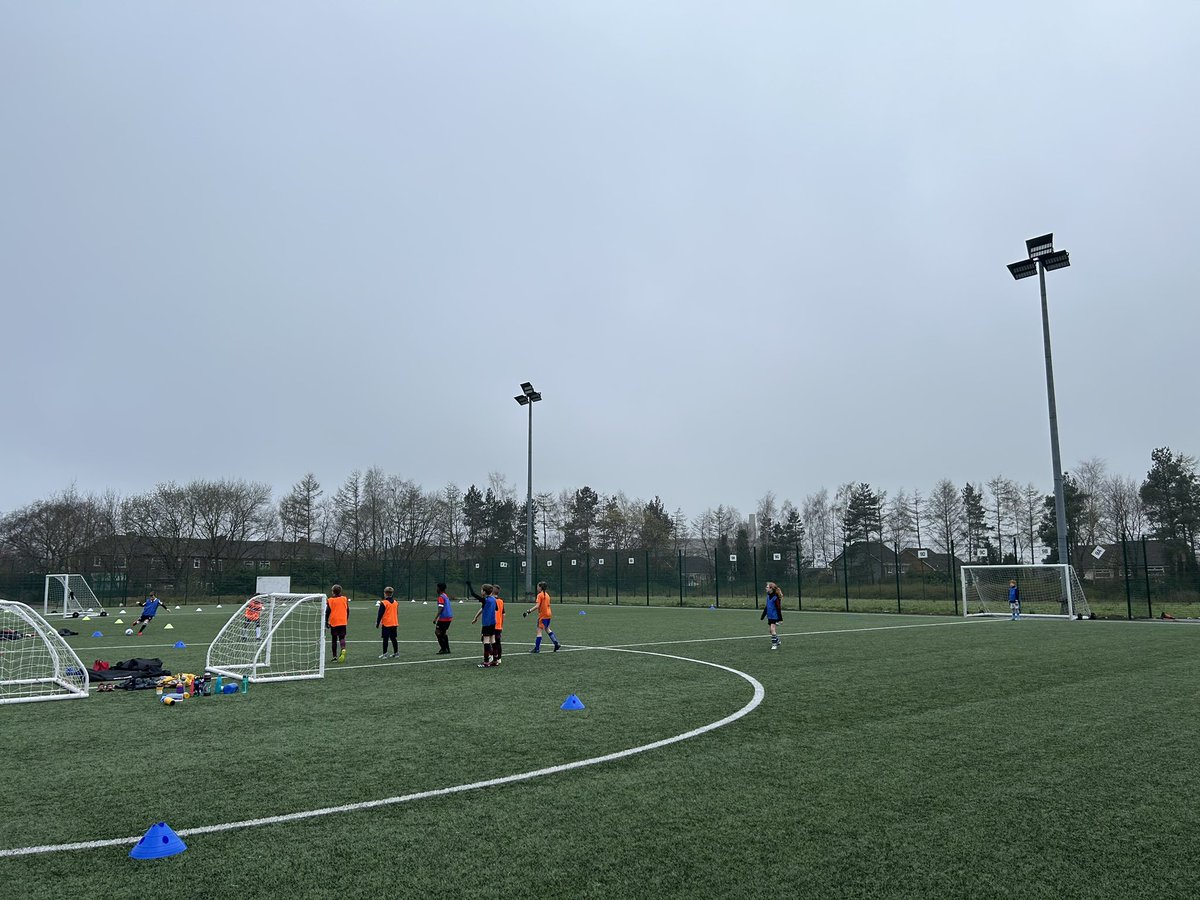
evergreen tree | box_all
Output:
[1037,474,1087,564]
[1139,447,1200,576]
[561,486,600,552]
[961,483,990,561]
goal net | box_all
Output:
[1,599,90,703]
[44,574,103,619]
[206,593,326,683]
[961,564,1091,619]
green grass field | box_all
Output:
[3,602,1198,899]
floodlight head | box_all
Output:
[520,382,536,397]
[1007,259,1038,280]
[1026,233,1054,259]
[1041,249,1070,271]
[529,391,542,402]
[515,395,529,406]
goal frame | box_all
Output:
[1,599,90,704]
[44,574,103,619]
[961,564,1090,619]
[206,593,327,684]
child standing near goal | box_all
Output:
[376,586,399,658]
[433,583,453,655]
[243,596,264,640]
[133,591,165,636]
[326,584,349,663]
[761,582,783,650]
[1008,579,1021,620]
[524,582,561,653]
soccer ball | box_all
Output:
[125,628,134,636]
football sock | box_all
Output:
[548,630,558,647]
[534,636,542,651]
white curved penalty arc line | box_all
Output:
[0,647,764,859]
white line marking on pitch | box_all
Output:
[0,649,763,859]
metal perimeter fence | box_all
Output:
[2,540,1197,620]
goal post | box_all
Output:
[1,599,90,703]
[206,593,326,683]
[961,564,1091,619]
[44,574,103,619]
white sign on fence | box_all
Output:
[256,576,291,595]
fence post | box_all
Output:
[1142,535,1153,618]
[615,549,620,606]
[795,545,803,611]
[753,546,760,610]
[586,552,591,604]
[842,543,849,612]
[951,538,958,615]
[645,551,650,606]
[894,541,902,613]
[678,549,684,606]
[1121,533,1133,620]
[714,551,721,608]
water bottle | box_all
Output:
[214,674,223,694]
[241,674,249,694]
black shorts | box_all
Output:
[767,617,782,625]
[480,625,497,637]
[330,624,347,639]
[136,616,153,625]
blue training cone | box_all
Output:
[129,821,187,859]
[173,640,186,649]
[578,610,587,615]
[560,694,585,710]
[709,604,716,610]
[91,631,103,637]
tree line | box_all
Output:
[2,448,1196,577]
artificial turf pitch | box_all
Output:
[2,603,1197,899]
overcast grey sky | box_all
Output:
[2,1,1197,517]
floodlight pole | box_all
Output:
[515,383,541,602]
[1038,264,1070,568]
[525,395,534,601]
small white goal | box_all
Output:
[1,599,90,704]
[961,564,1092,619]
[44,574,103,619]
[206,593,327,683]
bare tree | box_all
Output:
[1073,457,1108,550]
[436,482,466,557]
[121,482,197,581]
[986,476,1020,561]
[190,479,274,565]
[1021,482,1043,563]
[0,485,118,571]
[1101,474,1146,541]
[924,479,964,554]
[801,489,833,566]
[391,478,439,564]
[755,492,778,549]
[884,488,914,549]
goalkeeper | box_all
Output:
[1008,580,1021,620]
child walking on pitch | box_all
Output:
[433,583,453,655]
[326,584,349,663]
[377,586,399,658]
[1008,579,1021,620]
[469,583,499,667]
[761,582,783,650]
[524,582,561,653]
